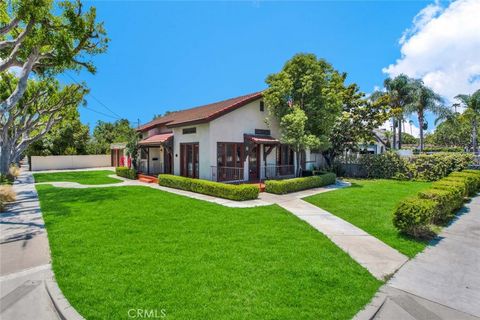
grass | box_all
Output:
[304,179,432,258]
[33,170,121,185]
[37,185,382,320]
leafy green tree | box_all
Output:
[0,73,87,170]
[455,89,480,154]
[263,53,345,147]
[279,106,322,176]
[89,119,135,154]
[431,113,471,148]
[26,109,90,156]
[400,132,418,145]
[322,84,388,166]
[0,0,108,174]
[406,80,446,151]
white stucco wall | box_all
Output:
[31,155,111,171]
[172,123,211,179]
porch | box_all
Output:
[137,133,174,176]
[210,134,297,183]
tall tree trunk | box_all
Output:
[392,118,397,150]
[418,112,424,152]
[398,117,402,150]
[0,143,12,176]
[473,117,478,154]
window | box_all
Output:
[217,142,244,181]
[259,101,265,112]
[182,127,196,134]
[254,129,270,136]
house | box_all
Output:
[134,92,318,182]
[357,129,389,154]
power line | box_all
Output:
[63,72,125,119]
[82,105,121,120]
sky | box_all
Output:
[69,0,480,136]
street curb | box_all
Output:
[45,277,84,320]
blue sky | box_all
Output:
[69,1,452,131]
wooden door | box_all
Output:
[180,143,199,178]
[248,145,260,181]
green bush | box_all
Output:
[115,167,137,180]
[449,171,480,192]
[359,152,410,179]
[393,197,437,238]
[441,176,476,197]
[418,189,458,224]
[265,173,336,194]
[158,174,259,201]
[353,152,474,181]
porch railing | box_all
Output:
[211,166,245,182]
[261,164,295,179]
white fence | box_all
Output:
[30,155,111,171]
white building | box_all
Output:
[135,92,318,182]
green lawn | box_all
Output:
[37,185,381,320]
[33,170,121,185]
[304,179,432,258]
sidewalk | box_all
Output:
[356,196,480,320]
[0,170,59,320]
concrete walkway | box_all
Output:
[39,175,407,280]
[356,196,480,320]
[0,171,59,320]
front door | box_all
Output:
[248,144,260,181]
[180,143,199,178]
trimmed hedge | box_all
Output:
[115,167,137,180]
[394,169,480,238]
[354,152,474,181]
[265,173,336,194]
[158,174,259,201]
[393,197,437,238]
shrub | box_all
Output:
[393,197,437,238]
[359,152,410,179]
[8,165,21,179]
[265,173,336,194]
[441,176,476,197]
[158,174,259,201]
[0,185,16,211]
[351,152,474,181]
[449,171,480,192]
[418,189,458,224]
[432,179,468,198]
[115,167,137,180]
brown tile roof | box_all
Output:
[137,91,263,132]
[138,133,173,146]
[244,134,279,144]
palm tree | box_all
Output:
[408,120,414,135]
[455,89,480,154]
[384,75,415,149]
[406,80,446,152]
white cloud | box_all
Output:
[383,0,480,104]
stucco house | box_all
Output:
[134,92,318,183]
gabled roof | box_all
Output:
[137,91,263,132]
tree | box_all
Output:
[405,80,446,151]
[279,106,322,176]
[125,133,140,170]
[455,89,480,154]
[0,0,108,174]
[430,113,471,148]
[400,132,418,145]
[0,73,87,169]
[25,108,90,156]
[383,75,416,149]
[263,53,345,147]
[89,119,135,154]
[322,84,388,166]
